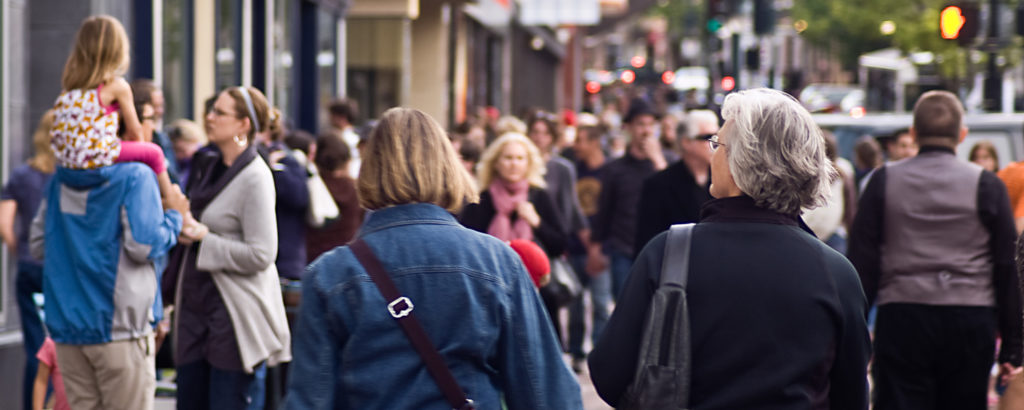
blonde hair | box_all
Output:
[358,107,478,212]
[168,119,208,145]
[476,132,547,190]
[29,111,57,174]
[495,115,527,135]
[61,15,130,91]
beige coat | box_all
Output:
[186,157,291,372]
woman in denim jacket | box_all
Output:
[285,107,582,409]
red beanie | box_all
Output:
[508,239,550,288]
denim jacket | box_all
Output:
[285,203,582,410]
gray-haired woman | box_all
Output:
[588,88,871,409]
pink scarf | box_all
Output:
[487,178,533,242]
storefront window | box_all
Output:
[317,9,338,121]
[273,0,295,119]
[346,18,403,121]
[162,0,193,122]
[215,0,242,91]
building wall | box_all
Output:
[511,24,560,115]
[409,2,448,126]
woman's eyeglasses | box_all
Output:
[708,135,725,152]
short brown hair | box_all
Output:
[328,98,358,123]
[314,133,351,173]
[913,90,963,140]
[358,107,478,212]
[62,15,130,91]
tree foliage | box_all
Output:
[790,0,969,78]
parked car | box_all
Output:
[800,84,866,114]
[813,113,1024,169]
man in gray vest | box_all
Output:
[849,90,1022,409]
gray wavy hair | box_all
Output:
[721,88,835,214]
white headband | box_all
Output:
[237,87,261,133]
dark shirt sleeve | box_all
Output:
[531,189,567,256]
[634,175,667,256]
[592,164,616,244]
[563,162,589,233]
[847,167,886,308]
[587,232,665,407]
[828,257,873,410]
[458,193,491,233]
[978,171,1023,366]
[272,154,310,211]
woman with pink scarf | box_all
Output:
[459,133,567,331]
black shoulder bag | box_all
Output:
[350,239,476,410]
[619,223,694,410]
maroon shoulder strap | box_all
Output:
[349,239,475,410]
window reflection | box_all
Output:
[317,9,337,126]
[346,18,402,121]
[215,0,241,91]
[273,0,294,118]
[162,0,192,122]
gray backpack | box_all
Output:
[619,223,694,410]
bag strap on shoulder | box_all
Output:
[660,224,695,289]
[349,239,476,410]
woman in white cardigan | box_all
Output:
[164,86,290,410]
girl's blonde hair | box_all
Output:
[29,110,57,174]
[358,107,478,212]
[61,15,130,91]
[476,132,547,190]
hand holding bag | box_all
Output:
[539,256,582,307]
[293,150,340,227]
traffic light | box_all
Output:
[754,0,775,35]
[707,0,734,33]
[721,76,736,92]
[940,4,979,45]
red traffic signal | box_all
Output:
[621,70,636,84]
[586,81,601,94]
[721,76,736,91]
[940,4,979,45]
[940,6,965,39]
[661,71,676,85]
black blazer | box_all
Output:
[458,187,567,257]
[633,161,712,255]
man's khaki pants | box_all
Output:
[55,334,156,410]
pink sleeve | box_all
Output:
[35,338,56,367]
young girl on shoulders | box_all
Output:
[50,15,187,221]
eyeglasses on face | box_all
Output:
[210,107,237,118]
[708,135,726,152]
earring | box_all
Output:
[233,135,246,147]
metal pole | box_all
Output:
[983,0,1001,111]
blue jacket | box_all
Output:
[285,203,582,410]
[29,163,182,345]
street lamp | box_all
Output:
[880,20,896,35]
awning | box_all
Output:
[310,0,351,16]
[518,0,601,26]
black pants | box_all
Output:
[176,359,256,410]
[872,303,996,410]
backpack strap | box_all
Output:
[660,224,695,288]
[350,239,476,410]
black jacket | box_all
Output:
[458,187,567,257]
[633,160,712,255]
[589,196,871,409]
